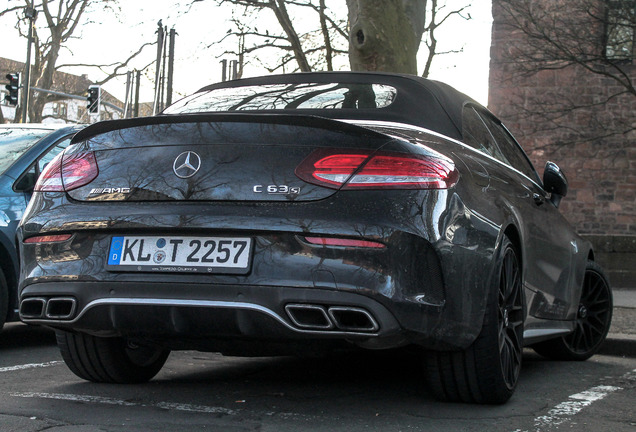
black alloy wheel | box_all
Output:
[425,236,524,404]
[533,261,612,361]
[497,242,524,391]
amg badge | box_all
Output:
[89,187,131,195]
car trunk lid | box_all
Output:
[64,114,394,202]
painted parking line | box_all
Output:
[9,392,330,422]
[10,392,239,416]
[514,368,636,432]
[533,385,623,428]
[0,361,62,373]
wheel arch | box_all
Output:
[503,224,522,265]
[495,222,524,290]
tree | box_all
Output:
[347,0,426,74]
[491,0,636,145]
[1,0,153,123]
[210,0,471,76]
[347,0,471,76]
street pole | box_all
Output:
[167,28,176,106]
[134,70,141,118]
[21,7,37,123]
[123,71,132,118]
[221,59,227,82]
[153,21,165,115]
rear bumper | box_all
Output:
[18,190,500,352]
[20,281,455,350]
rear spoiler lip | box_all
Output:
[71,112,389,144]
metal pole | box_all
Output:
[21,7,37,123]
[153,21,164,115]
[29,86,124,113]
[231,60,238,80]
[160,26,167,112]
[134,70,141,118]
[123,71,132,118]
[221,59,227,82]
[167,28,176,106]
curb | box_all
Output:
[599,333,636,359]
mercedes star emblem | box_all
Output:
[173,151,202,179]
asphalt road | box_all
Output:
[1,323,635,432]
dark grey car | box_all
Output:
[17,73,613,404]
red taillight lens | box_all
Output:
[310,153,370,187]
[303,236,386,249]
[345,154,457,189]
[35,152,65,192]
[24,234,72,244]
[35,151,99,192]
[295,149,457,190]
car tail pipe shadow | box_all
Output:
[285,303,379,333]
[20,296,77,320]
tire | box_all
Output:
[424,236,524,404]
[0,269,8,331]
[532,260,612,361]
[56,330,170,383]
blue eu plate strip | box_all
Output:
[108,236,124,265]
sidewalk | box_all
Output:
[601,288,636,358]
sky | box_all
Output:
[0,1,493,106]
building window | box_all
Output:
[605,0,636,61]
[52,102,68,117]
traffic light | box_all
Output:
[4,73,20,106]
[87,85,101,114]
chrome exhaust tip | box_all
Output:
[19,297,47,319]
[44,297,77,320]
[285,304,334,330]
[327,307,379,332]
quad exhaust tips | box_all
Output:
[285,303,379,333]
[20,297,379,333]
[20,296,77,320]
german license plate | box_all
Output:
[107,235,252,274]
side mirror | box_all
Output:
[543,161,568,208]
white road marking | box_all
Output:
[515,368,636,432]
[10,392,238,416]
[9,392,330,421]
[0,361,62,373]
[533,385,622,428]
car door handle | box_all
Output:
[533,193,544,206]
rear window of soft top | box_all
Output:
[164,82,397,114]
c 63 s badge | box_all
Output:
[253,184,301,195]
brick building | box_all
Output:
[488,0,636,285]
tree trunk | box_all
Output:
[347,0,426,74]
[270,0,312,72]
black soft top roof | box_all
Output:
[193,71,482,141]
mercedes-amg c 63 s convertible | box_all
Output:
[17,72,612,404]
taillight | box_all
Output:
[304,236,385,249]
[295,149,457,190]
[24,234,72,244]
[35,151,99,192]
